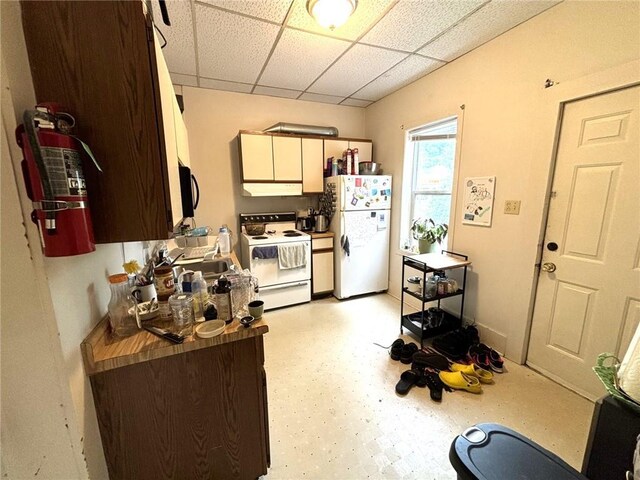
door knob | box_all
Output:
[541,262,556,273]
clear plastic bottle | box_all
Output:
[107,273,139,337]
[191,271,208,321]
[169,293,194,337]
[218,225,231,256]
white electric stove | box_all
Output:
[239,212,311,310]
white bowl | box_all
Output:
[195,320,226,338]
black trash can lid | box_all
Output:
[449,423,588,480]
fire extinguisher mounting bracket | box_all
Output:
[32,200,88,212]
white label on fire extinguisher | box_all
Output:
[41,147,86,197]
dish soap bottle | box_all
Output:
[218,225,231,256]
[214,276,233,324]
[191,271,208,321]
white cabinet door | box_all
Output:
[173,96,190,168]
[302,138,324,193]
[312,251,334,294]
[324,139,349,164]
[240,133,274,181]
[273,136,302,181]
[349,140,372,162]
[154,31,181,227]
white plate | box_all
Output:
[128,301,159,322]
[195,320,226,338]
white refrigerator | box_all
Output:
[326,175,392,299]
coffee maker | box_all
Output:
[296,209,313,232]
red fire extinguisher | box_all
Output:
[16,103,100,257]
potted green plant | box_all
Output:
[411,218,448,254]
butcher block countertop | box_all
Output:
[81,252,269,376]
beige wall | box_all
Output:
[365,1,640,361]
[181,87,366,255]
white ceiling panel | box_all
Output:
[198,0,293,23]
[259,29,350,90]
[199,77,253,93]
[420,0,560,61]
[309,44,407,97]
[254,85,302,99]
[286,0,394,41]
[196,4,281,83]
[170,72,198,86]
[153,0,197,75]
[299,92,346,104]
[341,98,373,107]
[361,0,484,52]
[354,55,443,100]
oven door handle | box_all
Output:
[260,282,308,292]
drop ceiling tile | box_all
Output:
[309,44,407,97]
[170,73,198,87]
[299,92,345,105]
[419,1,560,61]
[259,29,350,90]
[341,98,373,107]
[286,0,393,41]
[198,0,293,23]
[152,0,197,75]
[354,55,443,100]
[361,0,484,52]
[199,77,253,93]
[254,85,302,99]
[195,4,281,83]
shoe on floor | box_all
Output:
[411,350,450,371]
[389,339,405,361]
[475,343,505,373]
[432,326,479,361]
[400,342,419,364]
[438,371,482,394]
[396,369,422,395]
[450,363,494,384]
[423,371,446,402]
[469,344,492,371]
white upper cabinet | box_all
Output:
[302,138,324,193]
[240,133,274,181]
[324,139,349,163]
[154,31,182,226]
[273,136,302,181]
[173,96,190,168]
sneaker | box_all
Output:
[424,371,446,401]
[400,342,419,364]
[389,339,405,361]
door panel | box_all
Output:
[273,136,301,181]
[302,138,323,193]
[240,134,273,181]
[527,86,640,399]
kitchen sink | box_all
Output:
[176,257,234,280]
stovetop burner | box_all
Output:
[282,230,296,233]
[252,236,268,240]
[284,233,302,237]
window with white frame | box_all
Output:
[402,117,458,250]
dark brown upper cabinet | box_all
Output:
[21,1,185,243]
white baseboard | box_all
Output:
[471,322,508,357]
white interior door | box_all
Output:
[527,86,640,399]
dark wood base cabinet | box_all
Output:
[90,337,270,480]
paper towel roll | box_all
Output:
[619,323,640,403]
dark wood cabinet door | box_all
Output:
[21,1,173,243]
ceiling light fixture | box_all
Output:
[306,0,357,30]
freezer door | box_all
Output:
[340,175,392,211]
[334,209,390,299]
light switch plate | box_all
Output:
[504,200,521,215]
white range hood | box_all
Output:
[242,183,302,197]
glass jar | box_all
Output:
[169,293,194,337]
[107,273,139,337]
[425,276,438,298]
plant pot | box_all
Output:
[418,239,437,254]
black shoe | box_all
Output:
[424,371,445,401]
[389,339,405,361]
[400,342,419,364]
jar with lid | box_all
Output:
[424,275,438,298]
[107,273,139,337]
[169,293,194,337]
[407,275,422,295]
[154,265,175,296]
[437,272,449,296]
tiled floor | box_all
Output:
[262,293,593,479]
